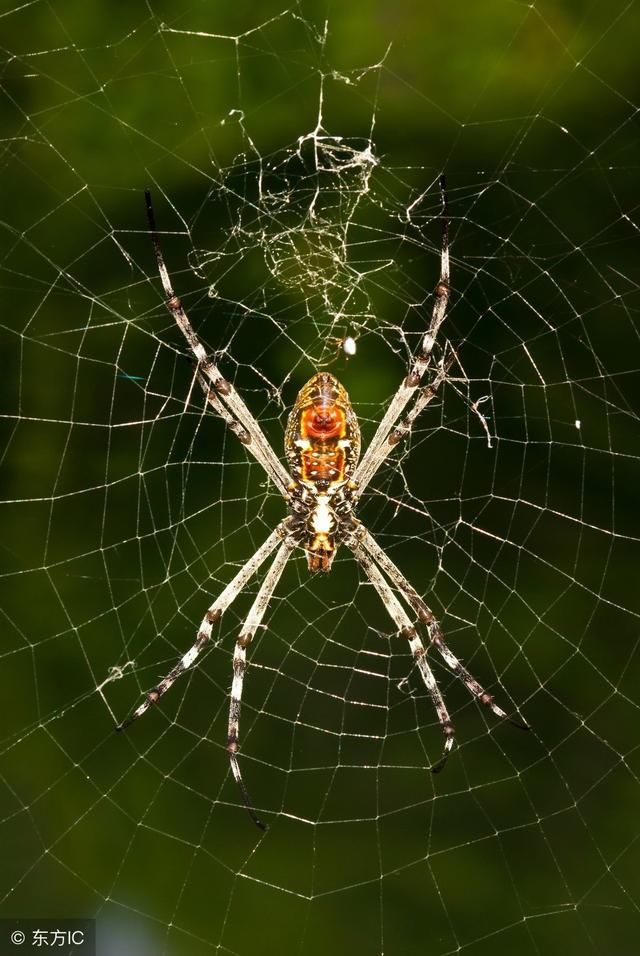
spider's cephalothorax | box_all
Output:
[284,372,361,573]
[119,183,527,831]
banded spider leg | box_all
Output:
[347,523,528,771]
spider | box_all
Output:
[117,178,527,829]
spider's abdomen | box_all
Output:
[285,372,361,572]
[285,372,361,485]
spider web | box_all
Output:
[1,3,639,955]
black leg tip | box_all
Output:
[430,751,451,775]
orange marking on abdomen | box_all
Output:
[301,403,345,440]
[285,372,361,491]
[301,447,345,483]
[299,401,347,484]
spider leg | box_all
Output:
[356,526,529,730]
[347,536,455,773]
[194,369,255,446]
[354,351,455,495]
[227,539,294,830]
[144,190,291,498]
[353,175,450,496]
[116,522,289,732]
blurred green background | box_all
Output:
[1,1,639,954]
